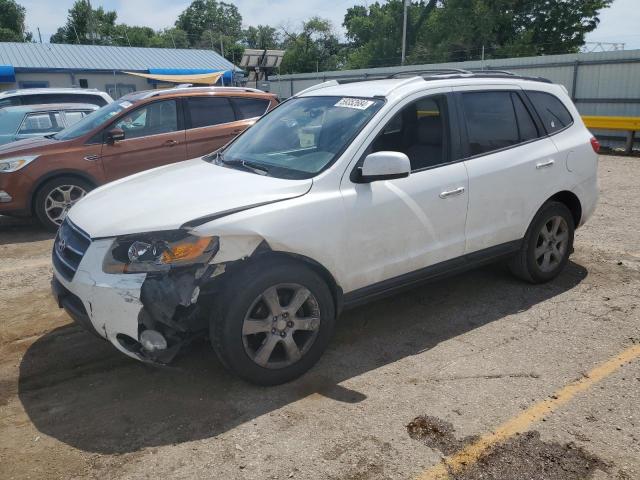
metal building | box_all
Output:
[0,42,241,98]
[273,49,640,148]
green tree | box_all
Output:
[244,25,280,49]
[148,28,190,49]
[0,0,31,42]
[280,17,343,74]
[50,0,117,45]
[175,0,242,50]
[343,0,438,68]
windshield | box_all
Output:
[218,96,384,179]
[54,99,136,141]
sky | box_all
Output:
[20,0,640,50]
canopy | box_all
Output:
[0,65,15,83]
[124,69,228,85]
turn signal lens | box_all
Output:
[161,237,213,263]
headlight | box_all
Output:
[0,155,40,173]
[103,231,219,274]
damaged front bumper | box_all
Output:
[51,238,209,364]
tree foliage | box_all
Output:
[244,25,280,50]
[280,17,343,74]
[50,0,117,45]
[0,0,31,41]
[42,0,614,73]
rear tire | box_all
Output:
[34,176,92,231]
[210,258,335,385]
[509,201,575,283]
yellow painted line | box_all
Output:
[416,344,640,480]
[582,115,640,131]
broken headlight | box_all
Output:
[103,231,219,274]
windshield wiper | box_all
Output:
[217,152,269,176]
[44,133,59,139]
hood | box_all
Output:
[68,158,312,238]
[0,136,61,157]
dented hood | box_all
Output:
[68,158,312,238]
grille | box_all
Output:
[52,218,91,281]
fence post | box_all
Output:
[625,131,635,154]
[571,60,579,101]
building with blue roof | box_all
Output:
[0,42,242,98]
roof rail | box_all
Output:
[467,69,516,75]
[388,68,471,78]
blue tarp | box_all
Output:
[147,68,233,84]
[0,65,15,83]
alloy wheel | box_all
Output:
[534,215,569,273]
[44,185,87,226]
[242,283,321,369]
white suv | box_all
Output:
[51,71,599,385]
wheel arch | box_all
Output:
[221,250,345,318]
[546,190,582,228]
[29,170,99,214]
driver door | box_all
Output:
[339,90,469,293]
[100,99,187,181]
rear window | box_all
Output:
[186,97,235,128]
[21,93,107,107]
[232,97,270,120]
[526,91,573,134]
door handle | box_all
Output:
[83,154,101,162]
[439,187,465,199]
[164,139,178,146]
[536,159,555,169]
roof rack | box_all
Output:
[388,68,471,78]
[384,68,552,84]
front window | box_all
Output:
[54,99,137,141]
[217,96,384,179]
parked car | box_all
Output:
[0,103,98,145]
[51,72,599,385]
[0,86,278,229]
[0,88,112,109]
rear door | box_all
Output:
[455,86,563,253]
[100,99,187,181]
[183,96,269,158]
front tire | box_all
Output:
[34,176,92,231]
[510,201,575,283]
[211,258,335,385]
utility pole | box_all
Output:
[401,0,409,65]
[220,35,224,58]
[37,27,42,43]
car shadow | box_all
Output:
[18,260,587,454]
[0,215,54,245]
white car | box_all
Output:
[0,88,112,109]
[51,71,599,385]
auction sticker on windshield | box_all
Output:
[334,98,375,110]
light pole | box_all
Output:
[401,0,409,65]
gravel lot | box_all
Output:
[1,155,639,479]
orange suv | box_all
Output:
[0,86,278,229]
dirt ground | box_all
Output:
[1,155,639,480]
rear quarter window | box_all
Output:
[526,91,573,134]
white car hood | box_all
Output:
[68,158,312,238]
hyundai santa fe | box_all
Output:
[51,71,599,385]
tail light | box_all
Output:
[590,137,601,153]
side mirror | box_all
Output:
[358,151,411,183]
[106,128,125,144]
